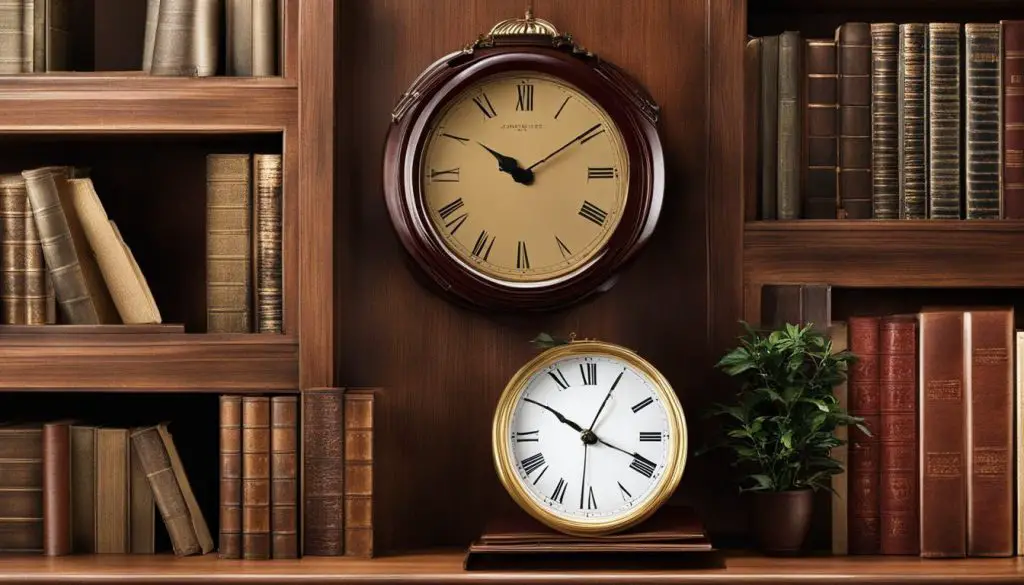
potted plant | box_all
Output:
[705,322,866,555]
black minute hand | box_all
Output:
[524,398,584,433]
[587,369,625,431]
[525,123,603,171]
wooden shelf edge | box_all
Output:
[0,74,297,90]
[0,551,1022,584]
[745,220,1024,232]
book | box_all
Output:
[759,284,831,334]
[242,396,271,559]
[254,154,283,333]
[1003,21,1024,218]
[878,316,918,555]
[95,428,129,554]
[344,389,376,558]
[0,1,27,73]
[69,425,95,553]
[777,30,802,220]
[828,323,849,555]
[803,39,837,219]
[129,439,155,554]
[219,395,243,559]
[847,316,880,554]
[760,35,779,220]
[836,23,872,219]
[271,395,298,558]
[744,38,761,222]
[870,23,899,219]
[32,0,69,72]
[0,425,42,553]
[302,387,345,556]
[964,24,1002,219]
[1016,331,1024,556]
[207,154,252,333]
[150,0,219,77]
[41,422,70,556]
[898,24,928,219]
[23,185,54,325]
[227,0,277,76]
[926,24,961,219]
[1,175,30,324]
[142,0,160,72]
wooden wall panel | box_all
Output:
[336,0,723,552]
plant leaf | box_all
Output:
[781,430,793,449]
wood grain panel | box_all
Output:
[336,0,712,552]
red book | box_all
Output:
[847,316,881,554]
[879,316,918,554]
[1002,21,1024,218]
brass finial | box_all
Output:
[488,7,559,37]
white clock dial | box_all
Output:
[506,354,673,523]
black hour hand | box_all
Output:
[524,398,584,433]
[477,142,534,185]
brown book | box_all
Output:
[964,24,1002,219]
[227,0,277,76]
[871,23,899,219]
[23,186,54,325]
[22,167,99,325]
[254,154,282,333]
[302,387,345,556]
[69,425,95,553]
[1,175,30,325]
[33,0,69,72]
[1003,21,1024,218]
[242,396,271,559]
[836,23,872,219]
[878,316,918,555]
[150,0,219,77]
[271,395,298,559]
[899,24,928,219]
[829,323,850,555]
[847,316,881,554]
[95,428,129,554]
[744,37,761,222]
[759,284,831,333]
[0,425,43,553]
[1016,331,1024,556]
[130,424,213,556]
[964,309,1014,557]
[129,438,155,554]
[919,310,967,558]
[777,30,802,220]
[760,35,779,220]
[41,422,70,556]
[0,1,26,73]
[219,395,243,559]
[142,0,160,72]
[803,39,838,219]
[927,24,962,219]
[344,388,376,558]
[207,154,252,333]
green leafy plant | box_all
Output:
[704,322,868,493]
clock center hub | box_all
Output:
[580,429,598,445]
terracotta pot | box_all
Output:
[749,489,814,555]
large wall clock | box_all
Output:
[383,11,665,312]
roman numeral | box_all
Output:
[631,397,654,413]
[579,201,608,226]
[555,235,571,259]
[551,478,567,504]
[429,167,460,182]
[516,83,534,111]
[437,198,464,219]
[515,430,539,443]
[445,213,468,235]
[587,167,616,180]
[471,230,495,260]
[579,362,597,386]
[521,452,546,475]
[548,368,569,390]
[554,96,570,119]
[580,128,607,144]
[472,93,497,118]
[585,486,597,510]
[617,481,632,500]
[639,432,662,442]
[629,454,657,478]
[516,241,530,269]
[441,132,469,144]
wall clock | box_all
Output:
[492,339,687,536]
[383,10,665,311]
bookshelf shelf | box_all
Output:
[744,220,1024,288]
[0,333,298,392]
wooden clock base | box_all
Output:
[464,505,724,571]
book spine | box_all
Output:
[919,310,967,558]
[207,154,252,333]
[1,176,28,324]
[0,428,43,553]
[871,23,899,219]
[847,315,881,554]
[271,395,298,559]
[829,323,850,555]
[302,387,345,556]
[22,167,99,324]
[879,316,919,555]
[227,0,277,76]
[22,0,34,72]
[41,422,70,556]
[899,24,929,219]
[836,23,872,219]
[344,389,376,558]
[242,396,271,560]
[1016,331,1024,556]
[129,434,155,554]
[0,1,25,73]
[777,31,802,220]
[24,196,54,325]
[927,24,962,219]
[760,35,779,220]
[254,154,283,333]
[965,309,1014,557]
[43,0,70,72]
[94,429,128,554]
[1003,21,1024,218]
[129,426,201,556]
[142,0,160,72]
[219,395,242,559]
[69,426,94,553]
[803,39,838,219]
[965,24,1002,219]
[744,38,762,222]
[150,0,219,77]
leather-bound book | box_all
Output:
[879,316,918,555]
[345,389,377,558]
[1017,331,1024,556]
[129,438,155,554]
[836,23,872,219]
[777,31,802,220]
[142,0,160,72]
[0,1,26,73]
[760,35,779,220]
[22,167,99,324]
[242,396,271,559]
[0,425,43,553]
[1003,21,1024,218]
[919,310,966,558]
[302,387,345,556]
[965,24,1002,219]
[744,38,761,222]
[964,309,1013,557]
[899,24,928,219]
[803,39,837,219]
[220,395,243,558]
[847,316,881,554]
[33,0,69,72]
[227,0,277,76]
[871,24,899,219]
[1,175,29,324]
[271,396,298,558]
[927,24,962,219]
[207,154,252,333]
[95,428,129,554]
[69,426,95,553]
[254,154,282,333]
[150,0,219,77]
[41,422,70,556]
[828,323,850,555]
[24,191,54,325]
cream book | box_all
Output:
[66,179,161,324]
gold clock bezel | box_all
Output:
[491,340,687,536]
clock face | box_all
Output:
[419,71,630,284]
[501,352,680,528]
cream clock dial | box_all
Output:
[421,71,630,284]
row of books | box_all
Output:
[0,422,212,556]
[747,22,1024,221]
